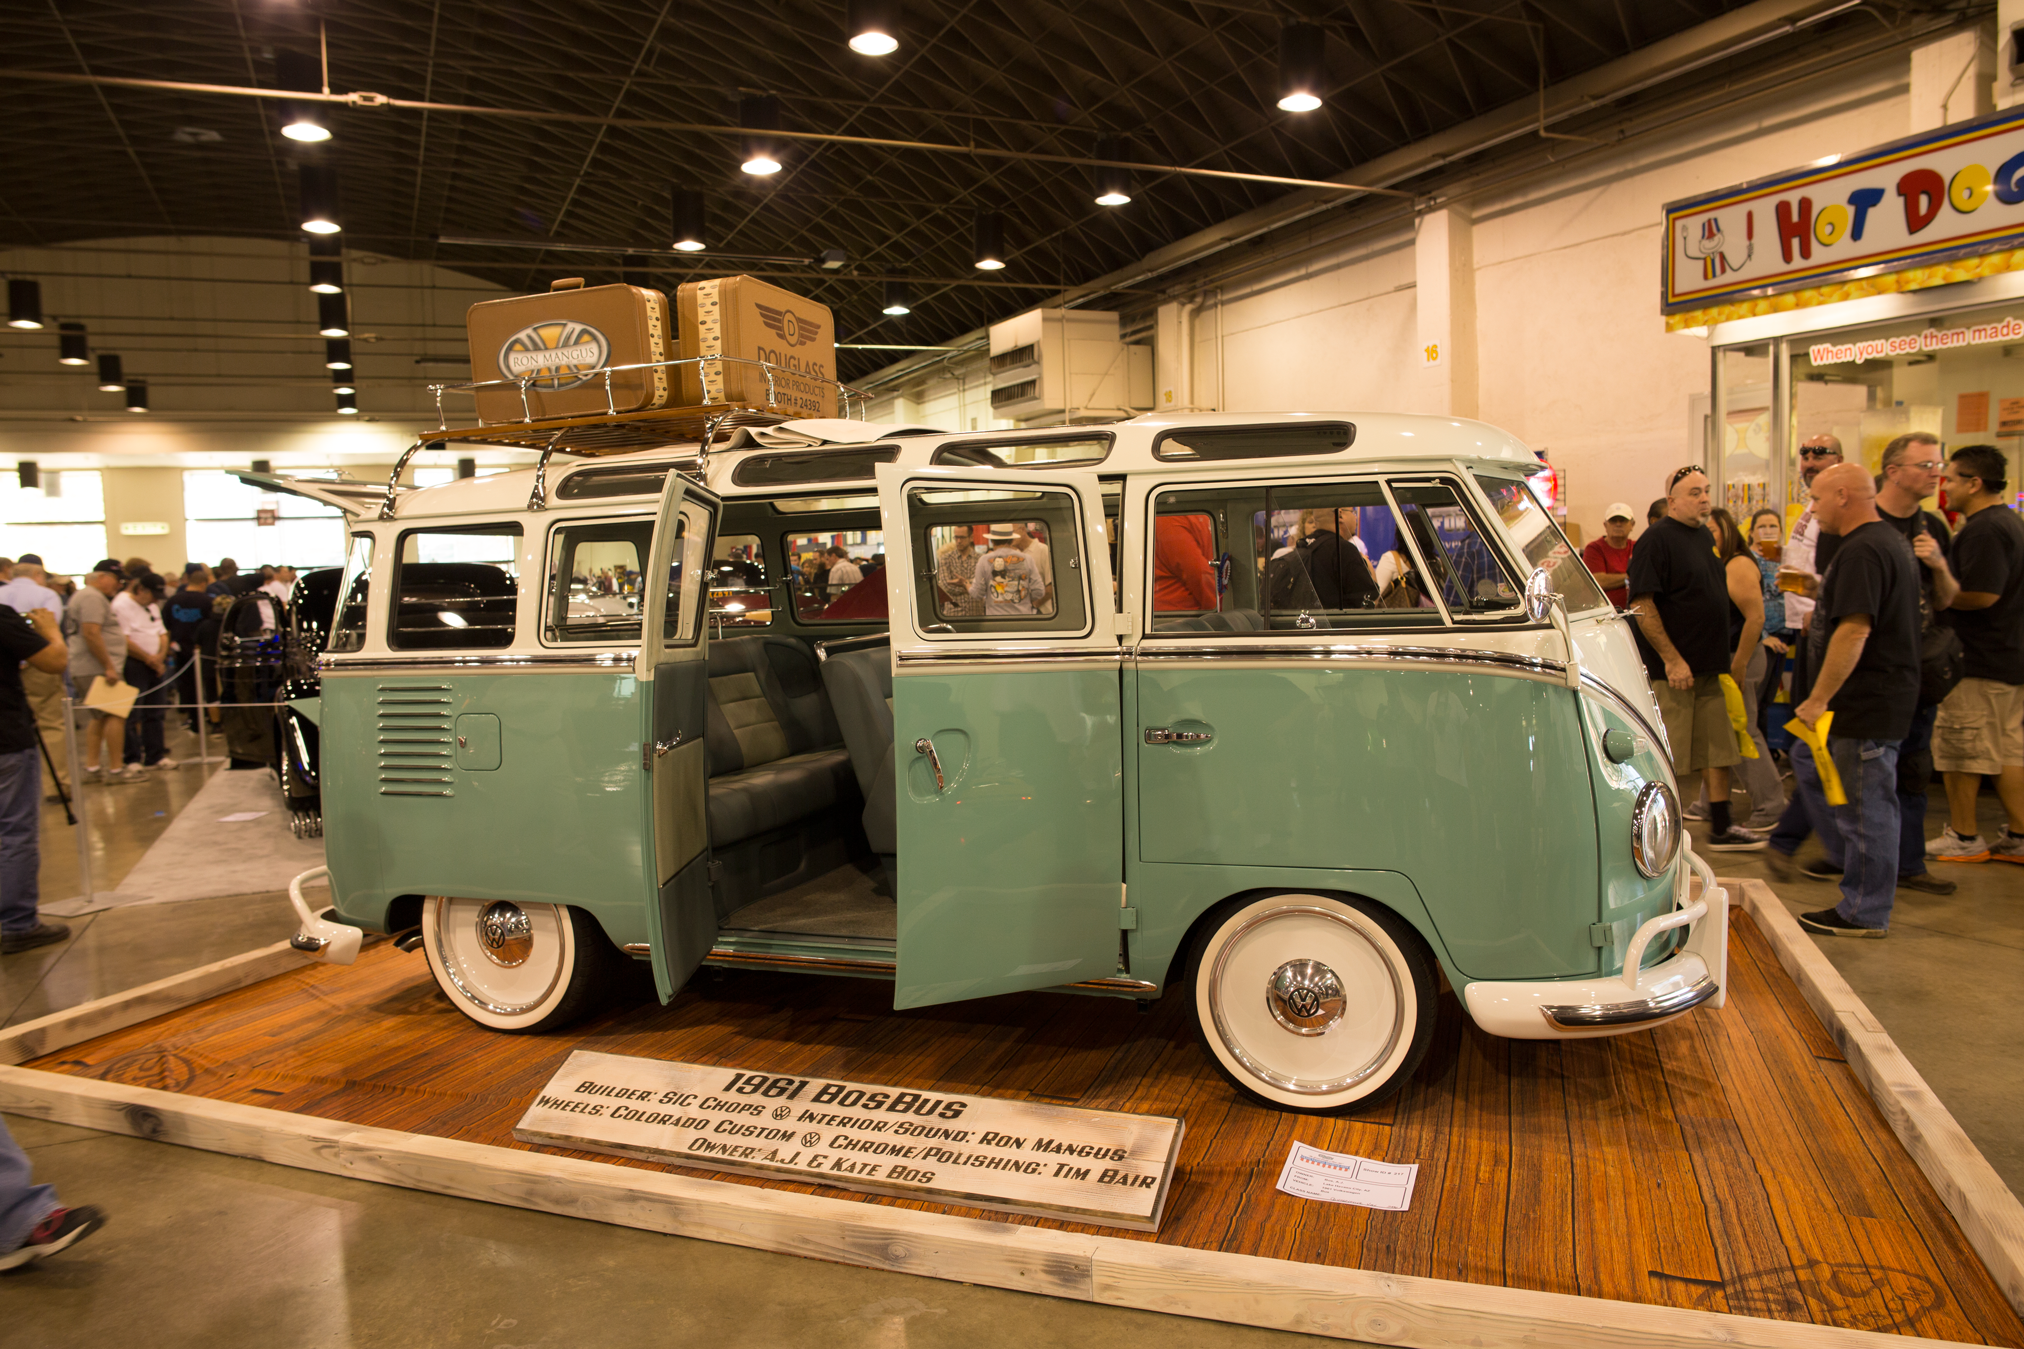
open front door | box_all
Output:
[639,469,720,1002]
[875,463,1123,1009]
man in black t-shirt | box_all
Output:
[1790,464,1922,938]
[0,602,73,954]
[1626,467,1762,849]
[1930,444,2024,863]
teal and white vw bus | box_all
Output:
[282,411,1724,1115]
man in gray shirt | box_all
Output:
[62,560,131,780]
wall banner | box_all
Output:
[1662,106,2024,317]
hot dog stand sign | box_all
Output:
[514,1049,1184,1231]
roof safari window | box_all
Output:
[390,524,521,650]
[554,465,675,501]
[931,434,1112,469]
[731,446,898,487]
[1153,421,1354,462]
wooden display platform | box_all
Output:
[4,880,2021,1348]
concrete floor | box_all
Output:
[1,727,2017,1346]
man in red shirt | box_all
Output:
[1153,514,1218,612]
[1581,502,1637,608]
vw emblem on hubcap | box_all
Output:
[1266,958,1347,1036]
[475,901,534,968]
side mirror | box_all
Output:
[1524,566,1558,624]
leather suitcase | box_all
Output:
[675,276,839,418]
[466,279,671,424]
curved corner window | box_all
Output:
[1473,472,1609,615]
[932,434,1112,470]
[1153,421,1353,462]
[731,446,898,487]
[326,532,373,653]
[390,524,521,650]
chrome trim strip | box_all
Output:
[1539,974,1719,1029]
[324,652,634,673]
[1136,641,1564,676]
[894,646,1121,665]
[621,943,651,955]
[1066,976,1159,996]
[702,947,898,976]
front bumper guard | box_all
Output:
[1461,843,1728,1040]
[286,865,364,965]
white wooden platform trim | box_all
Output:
[0,889,2014,1346]
[1725,877,2024,1318]
[0,1065,1981,1349]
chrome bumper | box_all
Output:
[1461,843,1728,1040]
[285,865,363,965]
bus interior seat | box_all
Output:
[817,641,895,863]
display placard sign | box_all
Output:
[1662,105,2024,315]
[514,1050,1184,1232]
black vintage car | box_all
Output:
[215,568,339,837]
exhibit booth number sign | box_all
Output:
[515,1050,1185,1232]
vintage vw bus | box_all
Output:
[281,411,1724,1115]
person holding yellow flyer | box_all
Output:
[1787,464,1923,939]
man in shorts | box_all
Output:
[1626,467,1763,849]
[1928,444,2024,862]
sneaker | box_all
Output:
[1745,808,1786,831]
[148,757,178,770]
[1990,830,2024,866]
[1705,826,1767,852]
[0,1205,107,1271]
[1898,871,1958,896]
[1801,859,1844,881]
[1927,826,1990,863]
[1683,800,1711,822]
[1,921,71,955]
[1799,909,1887,939]
[78,765,101,783]
[108,765,144,783]
[1762,846,1800,885]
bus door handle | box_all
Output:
[913,737,946,791]
[1145,727,1213,745]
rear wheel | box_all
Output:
[1187,892,1437,1114]
[421,896,621,1033]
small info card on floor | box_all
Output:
[1274,1141,1418,1210]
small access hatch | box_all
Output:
[454,713,501,771]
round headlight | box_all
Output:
[1630,782,1680,879]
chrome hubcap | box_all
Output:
[475,901,533,967]
[1265,958,1346,1035]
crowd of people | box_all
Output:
[1591,434,2022,939]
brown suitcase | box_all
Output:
[465,279,671,424]
[674,276,839,418]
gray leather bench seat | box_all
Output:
[705,637,853,848]
[817,642,895,857]
[1153,607,1267,633]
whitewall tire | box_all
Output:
[1188,893,1437,1114]
[421,896,618,1034]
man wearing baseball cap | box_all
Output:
[1582,503,1638,609]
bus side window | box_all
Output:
[390,524,521,650]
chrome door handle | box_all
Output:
[1144,727,1213,745]
[914,737,946,790]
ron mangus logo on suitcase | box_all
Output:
[465,279,671,424]
[498,320,610,389]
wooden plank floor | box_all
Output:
[25,911,2022,1345]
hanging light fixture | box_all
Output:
[1093,136,1132,207]
[324,338,353,370]
[740,96,782,176]
[307,234,343,294]
[847,0,899,55]
[125,380,148,414]
[276,49,331,143]
[882,280,911,316]
[17,462,40,494]
[57,323,89,365]
[7,279,44,330]
[298,163,342,234]
[671,186,707,251]
[317,292,349,337]
[1277,22,1325,112]
[97,353,124,390]
[973,212,1006,271]
[331,369,357,395]
[336,391,358,416]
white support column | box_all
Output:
[1909,27,1994,131]
[1413,207,1478,419]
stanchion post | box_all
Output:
[62,695,93,902]
[195,648,210,766]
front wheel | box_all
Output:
[1188,892,1438,1114]
[421,896,621,1033]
